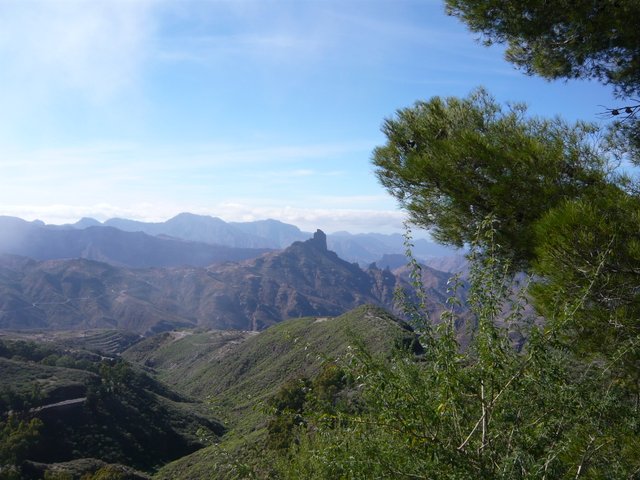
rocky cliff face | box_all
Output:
[195,230,396,330]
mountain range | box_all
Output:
[0,230,458,334]
[0,217,469,479]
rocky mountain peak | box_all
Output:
[310,229,327,251]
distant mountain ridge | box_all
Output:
[104,213,273,249]
[0,216,271,268]
[54,212,461,265]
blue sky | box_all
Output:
[0,0,619,234]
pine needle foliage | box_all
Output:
[533,187,640,374]
[444,0,640,98]
[372,89,608,271]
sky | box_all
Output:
[0,0,621,234]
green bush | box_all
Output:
[0,414,42,466]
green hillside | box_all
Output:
[0,305,416,479]
[135,305,419,479]
[122,329,254,400]
[125,305,415,428]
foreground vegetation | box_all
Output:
[260,226,640,479]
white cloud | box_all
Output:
[212,203,406,234]
[159,31,326,64]
[0,140,372,185]
[0,0,160,101]
[309,194,392,207]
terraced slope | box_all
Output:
[126,305,415,419]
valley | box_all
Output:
[1,306,429,479]
[0,215,463,479]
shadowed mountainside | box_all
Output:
[0,216,271,268]
[0,231,456,334]
[0,335,223,477]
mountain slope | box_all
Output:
[126,305,417,409]
[127,305,419,479]
[190,230,397,330]
[0,255,199,333]
[0,336,223,476]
